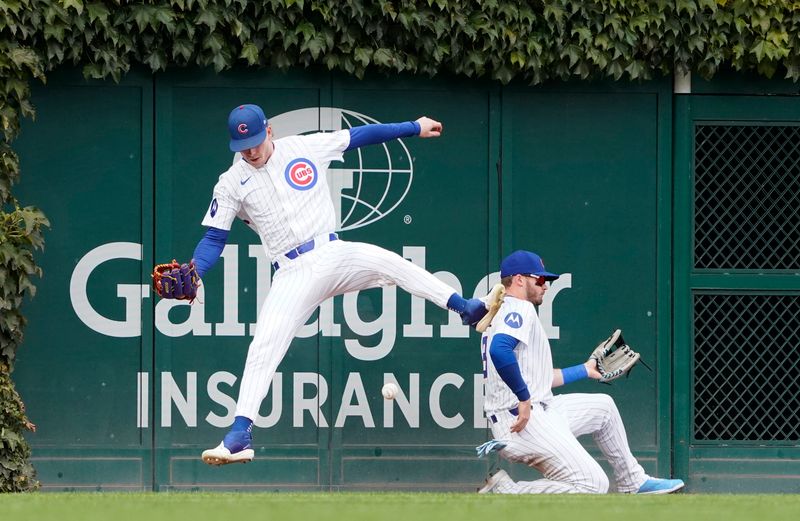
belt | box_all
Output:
[272,233,338,271]
[489,403,538,424]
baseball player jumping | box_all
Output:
[155,104,488,465]
[476,250,684,494]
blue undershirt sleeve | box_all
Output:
[345,121,421,151]
[489,333,531,402]
[192,227,229,278]
[561,364,589,385]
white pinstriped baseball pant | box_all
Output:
[489,393,647,494]
[235,238,457,420]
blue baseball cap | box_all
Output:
[500,250,560,280]
[228,104,268,152]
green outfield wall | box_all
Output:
[11,68,800,492]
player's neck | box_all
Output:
[264,141,275,163]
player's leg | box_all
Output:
[551,393,648,492]
[483,405,609,494]
[201,258,326,465]
[235,266,324,419]
[317,240,486,324]
[554,393,686,494]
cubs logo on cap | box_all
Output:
[228,104,268,152]
[285,158,318,191]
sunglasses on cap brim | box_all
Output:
[520,274,548,286]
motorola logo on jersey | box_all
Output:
[210,198,218,217]
[504,312,523,328]
[284,158,318,191]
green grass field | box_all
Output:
[2,493,799,521]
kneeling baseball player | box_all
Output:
[475,250,684,494]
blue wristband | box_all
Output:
[561,364,589,385]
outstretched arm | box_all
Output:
[192,226,229,278]
[552,360,601,388]
[345,116,443,151]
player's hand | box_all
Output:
[416,116,443,138]
[510,399,531,433]
[584,359,602,380]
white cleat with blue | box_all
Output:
[477,470,512,494]
[201,430,254,466]
[635,477,685,494]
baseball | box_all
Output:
[381,382,400,400]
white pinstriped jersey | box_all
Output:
[481,296,553,414]
[201,130,350,260]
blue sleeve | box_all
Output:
[345,121,421,151]
[192,227,229,278]
[489,333,531,402]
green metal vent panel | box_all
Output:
[694,124,800,270]
[693,293,800,441]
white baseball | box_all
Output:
[381,382,400,400]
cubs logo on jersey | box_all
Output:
[504,312,523,328]
[285,158,318,191]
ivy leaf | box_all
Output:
[196,8,220,31]
[153,6,176,33]
[676,0,698,16]
[86,2,109,23]
[172,39,194,62]
[543,3,566,26]
[60,0,84,15]
[751,39,766,61]
[757,59,777,78]
[130,5,155,32]
[43,23,66,41]
[296,21,315,41]
[563,44,581,67]
[373,48,393,67]
[303,35,326,60]
[572,26,592,45]
[493,64,513,84]
[240,42,259,65]
[354,47,373,66]
[203,33,224,54]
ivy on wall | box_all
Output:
[1,0,800,492]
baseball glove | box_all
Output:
[476,283,506,333]
[152,260,200,302]
[589,329,641,383]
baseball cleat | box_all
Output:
[477,469,511,494]
[201,443,254,465]
[635,478,685,494]
[201,430,254,466]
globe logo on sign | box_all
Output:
[269,107,414,231]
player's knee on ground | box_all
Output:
[574,470,609,494]
[567,456,609,494]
